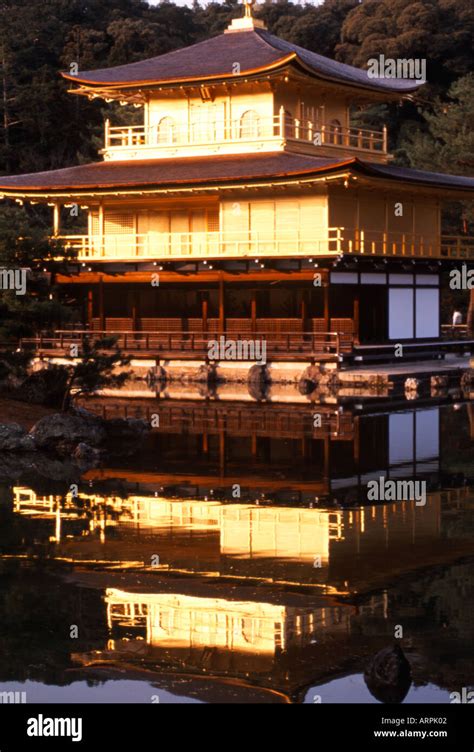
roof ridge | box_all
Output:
[253,27,282,53]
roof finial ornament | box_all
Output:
[244,0,255,19]
[225,0,266,33]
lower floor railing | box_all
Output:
[19,326,353,361]
[440,324,469,339]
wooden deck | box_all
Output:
[14,327,474,365]
[352,339,474,364]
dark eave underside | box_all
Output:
[1,153,474,195]
[62,29,422,95]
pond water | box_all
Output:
[0,399,473,704]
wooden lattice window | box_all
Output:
[105,213,135,234]
[207,209,219,232]
[89,212,135,234]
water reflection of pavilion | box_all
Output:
[70,584,360,695]
[73,552,474,700]
[12,486,468,593]
[81,404,441,503]
[105,589,350,654]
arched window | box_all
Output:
[157,116,176,144]
[240,109,260,139]
[329,118,343,145]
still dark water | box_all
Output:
[0,398,473,703]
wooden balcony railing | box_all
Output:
[20,328,352,361]
[343,230,474,259]
[104,111,387,156]
[56,228,474,261]
[59,228,345,260]
[441,324,469,339]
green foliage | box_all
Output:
[61,335,131,410]
[0,348,31,383]
[337,0,474,90]
[0,202,79,356]
[401,75,474,175]
[400,74,474,228]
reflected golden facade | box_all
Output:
[105,589,350,654]
[11,486,460,594]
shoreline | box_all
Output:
[0,397,56,430]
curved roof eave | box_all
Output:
[1,155,474,197]
[290,57,422,96]
[60,53,297,88]
[61,55,423,97]
[0,155,355,195]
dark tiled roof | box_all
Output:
[1,153,473,194]
[361,162,474,189]
[63,28,422,94]
[0,153,347,191]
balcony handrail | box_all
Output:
[19,328,349,361]
[57,227,345,259]
[104,114,387,154]
[55,228,474,261]
[343,228,474,258]
[106,117,385,141]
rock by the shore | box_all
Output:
[364,644,412,704]
[0,423,36,452]
[0,407,150,459]
[14,366,69,407]
[29,413,107,454]
[73,442,103,463]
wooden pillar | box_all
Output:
[218,274,225,333]
[301,289,309,333]
[132,289,140,331]
[98,201,105,255]
[323,282,330,332]
[301,437,310,461]
[251,433,257,457]
[202,292,209,336]
[99,278,105,331]
[251,290,257,335]
[53,203,60,236]
[353,292,360,344]
[86,289,93,328]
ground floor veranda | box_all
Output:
[19,261,473,363]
